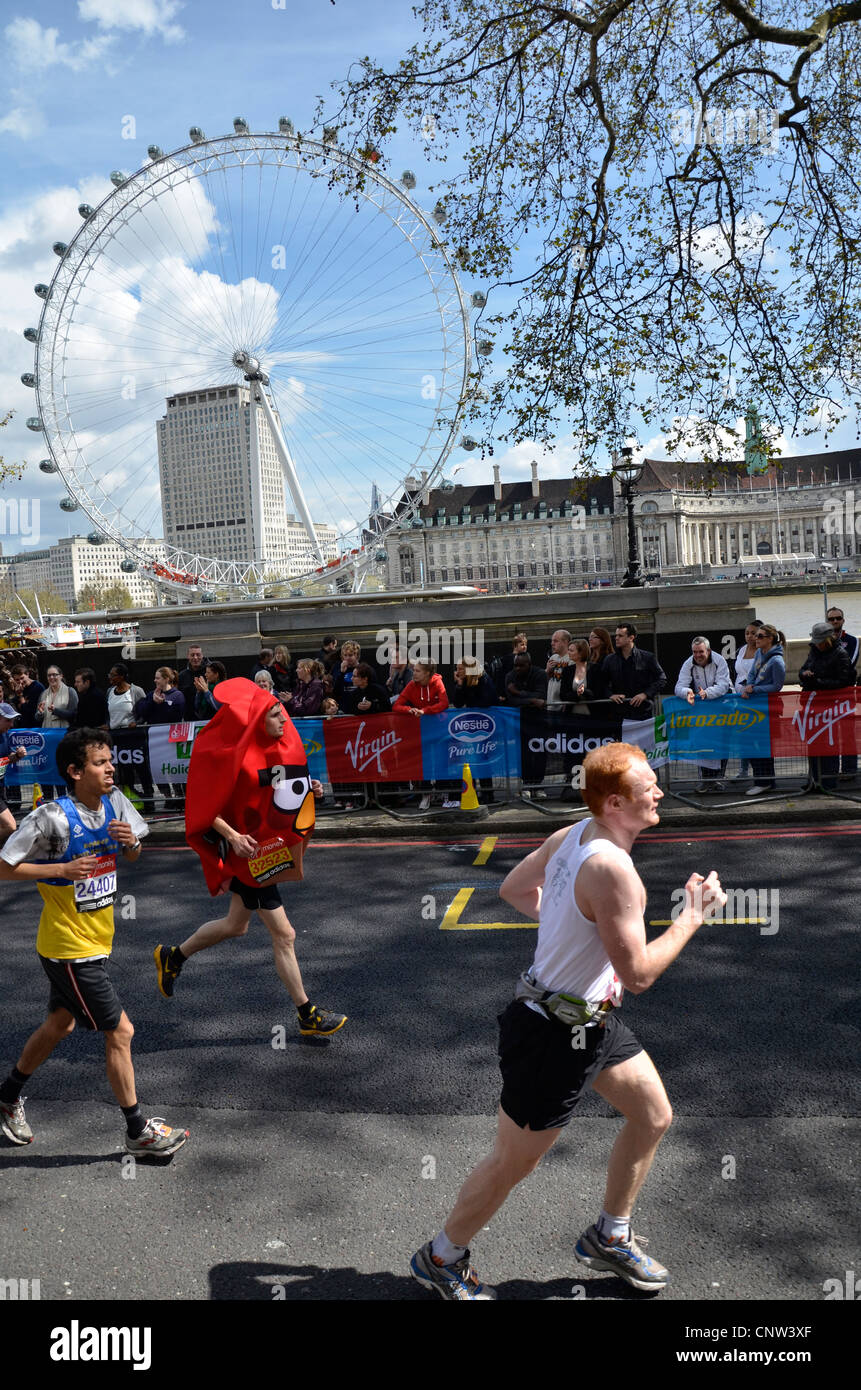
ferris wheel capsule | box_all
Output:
[374,548,388,562]
[471,291,487,309]
[24,327,39,343]
[278,117,295,135]
[401,171,417,189]
[59,497,78,511]
[39,458,57,473]
[52,242,68,256]
[189,126,206,143]
[147,145,164,161]
[87,532,107,545]
[109,172,129,188]
[120,558,137,573]
[432,202,447,225]
[323,126,338,145]
[460,435,478,451]
[233,117,249,135]
[78,204,95,220]
[21,373,35,387]
[26,417,43,431]
[34,283,49,298]
[476,340,493,357]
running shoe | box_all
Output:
[0,1097,33,1145]
[298,1006,347,1037]
[574,1224,668,1291]
[124,1117,189,1156]
[410,1241,497,1300]
[154,944,183,999]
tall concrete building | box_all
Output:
[157,384,338,576]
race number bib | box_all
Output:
[73,854,118,914]
[247,838,295,885]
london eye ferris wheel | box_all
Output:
[23,119,478,599]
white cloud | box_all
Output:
[449,435,586,487]
[0,105,45,139]
[77,0,185,43]
[4,17,115,72]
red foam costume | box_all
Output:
[185,678,315,895]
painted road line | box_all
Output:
[649,918,767,926]
[440,887,536,931]
[472,836,498,866]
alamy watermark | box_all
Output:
[671,884,779,935]
[376,622,484,666]
[670,107,779,153]
[0,498,40,547]
[823,491,861,538]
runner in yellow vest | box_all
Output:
[0,727,189,1156]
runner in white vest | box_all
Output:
[410,740,726,1300]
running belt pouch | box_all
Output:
[186,678,315,894]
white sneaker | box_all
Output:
[745,784,768,796]
[533,790,547,800]
[418,794,431,810]
[521,790,532,800]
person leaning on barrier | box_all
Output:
[349,663,391,715]
[798,621,855,791]
[825,607,859,778]
[385,648,414,705]
[740,624,785,796]
[545,629,573,706]
[587,628,613,700]
[674,637,731,794]
[284,660,325,717]
[728,622,763,785]
[452,655,497,709]
[601,624,667,721]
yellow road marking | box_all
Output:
[472,836,498,866]
[440,887,537,931]
[649,919,767,926]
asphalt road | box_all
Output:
[0,823,858,1312]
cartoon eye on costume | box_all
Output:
[258,765,313,820]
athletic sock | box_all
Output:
[431,1229,468,1265]
[0,1067,32,1105]
[122,1103,146,1139]
[597,1210,630,1242]
[297,1001,314,1022]
[169,946,186,969]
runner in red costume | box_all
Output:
[154,678,346,1037]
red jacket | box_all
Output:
[393,674,449,715]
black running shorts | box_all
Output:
[229,875,283,912]
[498,1000,644,1131]
[0,794,9,816]
[39,954,124,1032]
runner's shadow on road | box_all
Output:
[0,1147,182,1167]
[208,1260,631,1300]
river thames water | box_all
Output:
[741,588,857,639]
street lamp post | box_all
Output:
[613,447,645,587]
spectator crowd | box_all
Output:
[0,603,856,811]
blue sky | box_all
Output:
[0,0,850,561]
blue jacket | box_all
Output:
[749,643,785,694]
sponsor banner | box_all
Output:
[110,727,149,777]
[420,706,521,780]
[770,688,858,757]
[147,721,207,785]
[6,728,65,785]
[621,714,670,768]
[323,713,423,783]
[520,706,625,777]
[663,695,772,760]
[293,718,328,783]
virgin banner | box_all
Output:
[322,713,424,783]
[770,689,859,757]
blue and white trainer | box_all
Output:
[575,1223,668,1291]
[410,1241,497,1300]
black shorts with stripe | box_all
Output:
[39,954,124,1032]
[498,1000,644,1131]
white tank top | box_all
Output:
[529,819,627,1006]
